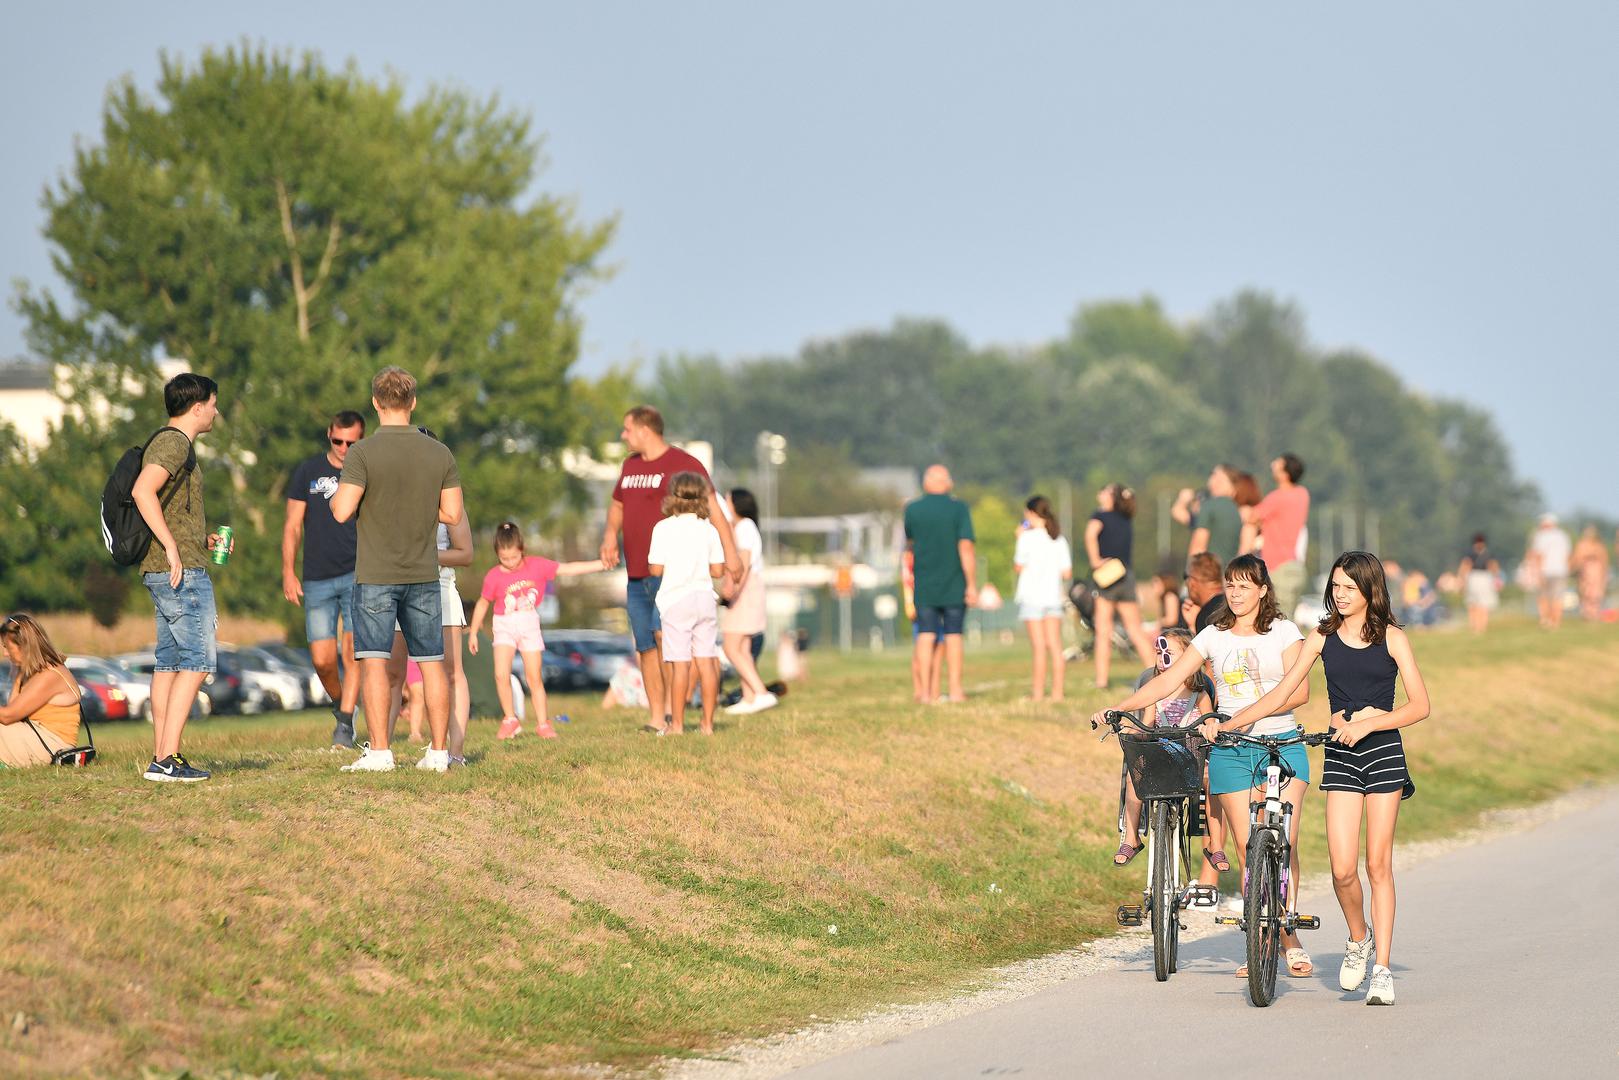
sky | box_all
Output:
[3,1,1615,514]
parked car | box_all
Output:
[254,641,332,707]
[5,661,116,724]
[78,677,130,721]
[67,656,151,720]
[218,645,305,713]
[537,634,595,691]
[551,630,636,688]
[113,652,217,717]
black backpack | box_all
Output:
[101,429,196,567]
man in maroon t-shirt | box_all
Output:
[601,405,741,733]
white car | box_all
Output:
[67,656,151,721]
[220,645,308,712]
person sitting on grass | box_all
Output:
[467,522,606,741]
[0,614,83,769]
[647,471,726,735]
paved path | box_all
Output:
[786,791,1619,1079]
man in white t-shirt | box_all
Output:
[1527,513,1572,630]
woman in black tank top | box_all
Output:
[1219,552,1431,1006]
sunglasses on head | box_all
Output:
[1155,635,1173,668]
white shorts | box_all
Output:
[493,610,544,652]
[440,571,467,628]
[659,593,718,663]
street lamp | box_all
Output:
[755,431,787,562]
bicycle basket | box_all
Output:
[1121,733,1208,800]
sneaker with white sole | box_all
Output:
[496,716,522,740]
[748,691,779,713]
[1365,965,1395,1005]
[417,747,450,772]
[724,697,758,715]
[339,746,395,773]
[1340,928,1374,991]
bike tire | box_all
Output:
[1244,829,1282,1007]
[1150,800,1176,982]
[1167,802,1182,975]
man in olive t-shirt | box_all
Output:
[132,372,227,783]
[903,465,977,703]
[330,366,464,774]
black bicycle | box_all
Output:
[1094,710,1218,982]
[1210,727,1333,1007]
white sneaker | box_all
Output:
[1365,965,1395,1005]
[1340,928,1374,991]
[725,697,758,715]
[340,746,396,773]
[416,747,449,773]
[749,691,779,713]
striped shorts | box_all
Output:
[1320,729,1415,800]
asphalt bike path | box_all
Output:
[785,789,1619,1079]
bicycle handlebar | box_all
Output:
[1093,709,1223,739]
[1213,728,1333,750]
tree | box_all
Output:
[1053,295,1189,379]
[7,44,612,620]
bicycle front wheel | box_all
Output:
[1150,800,1179,982]
[1244,829,1282,1007]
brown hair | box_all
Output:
[661,471,710,518]
[1318,550,1398,644]
[493,521,525,553]
[1103,483,1137,519]
[1,613,68,683]
[1215,554,1283,634]
[625,405,664,436]
[1026,494,1060,539]
[371,366,417,410]
[1232,472,1262,508]
[1185,551,1222,585]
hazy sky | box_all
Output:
[4,1,1615,513]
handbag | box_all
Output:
[1092,557,1127,588]
[30,718,96,766]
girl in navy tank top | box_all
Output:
[1224,552,1430,1006]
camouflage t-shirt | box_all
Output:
[138,428,206,574]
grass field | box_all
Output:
[3,617,1617,1078]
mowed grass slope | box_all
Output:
[3,618,1617,1077]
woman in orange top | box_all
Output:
[0,613,83,767]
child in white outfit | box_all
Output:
[647,471,725,734]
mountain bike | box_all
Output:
[1094,710,1219,981]
[1210,727,1333,1007]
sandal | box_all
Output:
[1203,848,1231,873]
[1113,841,1143,866]
[1235,964,1247,978]
[1286,948,1313,977]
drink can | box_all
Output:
[211,525,233,566]
[555,714,571,724]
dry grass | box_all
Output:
[1,616,1616,1077]
[31,612,285,656]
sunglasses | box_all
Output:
[330,437,357,448]
[1155,635,1174,669]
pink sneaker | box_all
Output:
[535,716,559,739]
[496,716,522,740]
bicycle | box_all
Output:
[1209,726,1334,1007]
[1093,710,1220,981]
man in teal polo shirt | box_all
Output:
[903,464,977,703]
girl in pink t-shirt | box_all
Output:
[467,522,605,740]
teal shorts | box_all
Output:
[1208,742,1310,795]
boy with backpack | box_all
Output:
[122,373,227,782]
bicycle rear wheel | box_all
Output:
[1244,829,1282,1007]
[1150,800,1179,982]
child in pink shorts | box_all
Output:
[647,471,726,734]
[466,522,605,740]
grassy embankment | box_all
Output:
[2,617,1616,1077]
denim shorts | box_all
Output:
[1208,741,1311,795]
[144,568,218,673]
[915,604,966,637]
[1018,603,1065,622]
[626,575,662,653]
[353,581,443,662]
[303,572,355,643]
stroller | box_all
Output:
[1063,579,1138,662]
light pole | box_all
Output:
[755,431,787,562]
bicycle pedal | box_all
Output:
[1116,905,1144,927]
[1292,914,1321,931]
[1184,886,1220,908]
[1214,915,1244,928]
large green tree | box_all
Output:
[4,45,612,619]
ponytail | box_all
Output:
[1026,495,1060,539]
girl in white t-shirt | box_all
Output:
[1096,554,1315,980]
[647,472,726,735]
[1013,496,1073,701]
